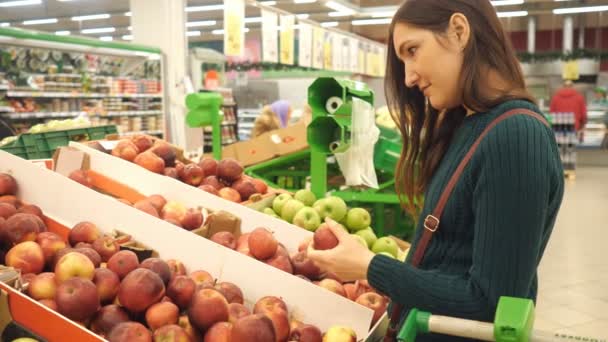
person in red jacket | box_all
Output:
[550,80,588,141]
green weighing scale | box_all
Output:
[185,91,224,160]
[398,296,605,341]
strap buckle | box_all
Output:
[424,215,440,232]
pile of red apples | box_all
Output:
[0,173,347,342]
[107,135,268,203]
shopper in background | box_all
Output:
[592,86,608,106]
[250,100,292,138]
[307,1,564,341]
[550,80,587,142]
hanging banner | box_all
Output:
[332,33,342,71]
[280,14,295,65]
[349,38,359,73]
[358,41,366,75]
[372,45,381,77]
[261,9,279,63]
[313,26,324,69]
[380,46,387,77]
[223,0,245,57]
[324,31,333,70]
[365,43,373,76]
[298,22,313,68]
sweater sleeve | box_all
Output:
[367,115,557,320]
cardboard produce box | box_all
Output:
[62,142,312,253]
[0,150,375,340]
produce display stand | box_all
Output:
[0,149,377,339]
[397,296,605,342]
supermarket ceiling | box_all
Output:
[0,0,606,44]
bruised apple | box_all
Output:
[90,304,130,336]
[118,268,165,313]
[140,258,172,285]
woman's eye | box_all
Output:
[408,47,417,56]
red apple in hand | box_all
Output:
[188,288,229,331]
[356,292,388,325]
[210,231,236,250]
[248,228,278,260]
[313,224,338,250]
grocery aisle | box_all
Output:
[535,167,608,336]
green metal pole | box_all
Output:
[310,152,328,199]
[211,113,223,160]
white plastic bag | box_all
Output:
[333,97,380,189]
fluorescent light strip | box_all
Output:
[0,23,10,27]
[55,30,70,36]
[212,28,250,35]
[186,20,216,27]
[325,1,355,13]
[320,21,338,27]
[125,11,132,16]
[0,0,41,7]
[553,5,608,14]
[328,11,354,17]
[186,30,201,37]
[244,17,263,23]
[351,18,391,26]
[185,4,224,12]
[296,14,310,19]
[370,11,395,18]
[122,35,133,40]
[497,10,528,17]
[99,36,113,41]
[71,14,111,21]
[294,0,316,3]
[490,0,524,6]
[22,18,58,25]
[81,27,116,34]
[128,26,132,31]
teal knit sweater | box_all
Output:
[368,100,564,340]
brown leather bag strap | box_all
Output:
[384,108,549,341]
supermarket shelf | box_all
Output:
[239,122,254,128]
[222,121,237,126]
[123,130,164,136]
[223,102,237,107]
[0,84,9,91]
[2,110,163,120]
[0,106,15,112]
[239,113,260,119]
[6,90,162,99]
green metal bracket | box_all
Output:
[494,297,535,342]
[397,309,432,341]
[185,92,224,160]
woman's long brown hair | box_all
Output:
[385,0,535,216]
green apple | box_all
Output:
[272,193,292,216]
[280,199,305,223]
[398,247,410,262]
[313,196,347,221]
[351,234,368,248]
[294,189,317,207]
[263,207,280,218]
[378,251,396,259]
[372,237,399,258]
[345,207,371,232]
[355,227,377,248]
[293,207,321,231]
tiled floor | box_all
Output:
[535,167,608,338]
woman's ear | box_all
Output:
[448,13,470,50]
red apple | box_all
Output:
[90,304,130,337]
[356,292,388,325]
[0,202,16,219]
[0,195,19,207]
[254,296,288,315]
[147,195,167,213]
[291,251,322,280]
[0,173,17,196]
[167,259,187,280]
[182,164,204,186]
[175,162,186,180]
[112,140,140,161]
[313,225,338,250]
[134,200,160,218]
[134,151,165,174]
[251,178,268,195]
[94,268,120,304]
[69,221,101,245]
[68,169,93,188]
[265,253,294,274]
[254,296,289,342]
[178,315,204,342]
[161,201,187,223]
[343,282,366,302]
[17,204,43,219]
[54,251,95,283]
[4,213,40,245]
[198,184,219,196]
[167,275,196,310]
[5,241,45,274]
[27,272,56,300]
[199,158,218,177]
[218,187,241,203]
[39,298,58,311]
[154,324,191,342]
[217,159,243,183]
[235,233,251,256]
[289,323,322,342]
[204,322,232,342]
[75,247,102,268]
[181,208,203,231]
[228,303,251,324]
[164,218,183,228]
[75,242,93,249]
[231,314,276,342]
[21,272,36,285]
[146,301,179,331]
[316,279,346,297]
[215,282,243,305]
[188,288,229,331]
[164,167,179,179]
[108,322,153,342]
[209,231,236,250]
[201,176,223,191]
[131,135,154,153]
[92,236,120,262]
[248,228,278,260]
[141,258,172,286]
[36,231,67,265]
[118,268,165,313]
[231,179,257,201]
[107,250,139,279]
[151,142,177,167]
[189,270,214,288]
[56,277,100,321]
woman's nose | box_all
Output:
[404,67,419,88]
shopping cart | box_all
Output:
[398,296,605,341]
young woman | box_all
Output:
[307,0,564,340]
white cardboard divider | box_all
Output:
[0,150,374,338]
[68,142,311,253]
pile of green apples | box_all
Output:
[263,190,405,260]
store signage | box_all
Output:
[261,9,279,63]
[224,0,245,57]
[298,22,313,68]
[280,14,295,65]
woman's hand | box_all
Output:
[307,218,376,282]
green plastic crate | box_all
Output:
[374,125,402,175]
[0,125,117,159]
